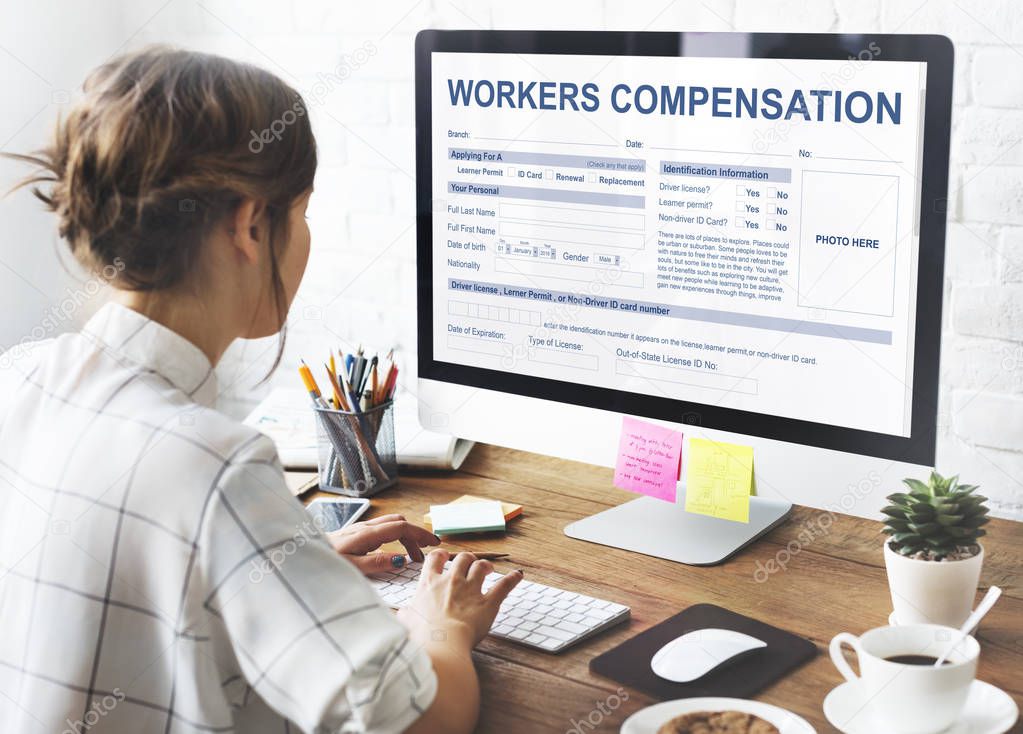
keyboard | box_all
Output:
[370,561,631,652]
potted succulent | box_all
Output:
[881,471,989,627]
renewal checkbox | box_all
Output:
[587,173,596,183]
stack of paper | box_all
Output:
[429,500,506,536]
[424,494,522,530]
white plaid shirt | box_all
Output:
[0,303,436,733]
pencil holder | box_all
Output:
[313,401,398,497]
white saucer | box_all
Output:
[823,679,1018,734]
[621,697,815,734]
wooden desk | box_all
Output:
[297,444,1023,733]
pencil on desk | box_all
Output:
[298,360,326,407]
[324,363,349,411]
[299,361,351,487]
[376,359,394,404]
[385,365,398,400]
[369,359,379,400]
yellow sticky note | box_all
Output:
[685,438,754,523]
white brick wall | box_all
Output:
[4,0,1022,519]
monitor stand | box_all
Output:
[564,493,792,566]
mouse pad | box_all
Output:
[589,603,817,700]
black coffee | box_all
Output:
[884,654,948,666]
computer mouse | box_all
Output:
[650,628,767,682]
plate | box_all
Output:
[823,679,1018,734]
[621,697,816,734]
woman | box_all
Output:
[0,47,519,733]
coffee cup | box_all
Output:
[829,623,978,734]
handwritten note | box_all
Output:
[685,438,754,523]
[613,417,684,502]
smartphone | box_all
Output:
[306,497,371,532]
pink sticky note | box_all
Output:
[613,417,684,503]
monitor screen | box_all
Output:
[417,33,952,465]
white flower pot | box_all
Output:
[883,541,984,627]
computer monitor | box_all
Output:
[415,31,953,564]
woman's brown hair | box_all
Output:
[6,45,317,369]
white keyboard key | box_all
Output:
[492,624,513,635]
[539,637,562,651]
[556,620,588,635]
[525,633,547,645]
[508,629,530,640]
[535,625,573,641]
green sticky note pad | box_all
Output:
[684,438,754,523]
[429,500,507,535]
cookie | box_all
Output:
[656,709,780,734]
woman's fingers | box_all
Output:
[344,552,407,576]
[422,548,449,577]
[484,569,524,611]
[447,551,477,578]
[341,520,440,556]
[465,559,493,588]
[361,513,405,526]
[400,537,426,563]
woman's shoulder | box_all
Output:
[168,402,282,472]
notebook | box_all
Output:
[429,500,506,535]
[423,495,522,530]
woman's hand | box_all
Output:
[397,549,523,650]
[326,513,440,576]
